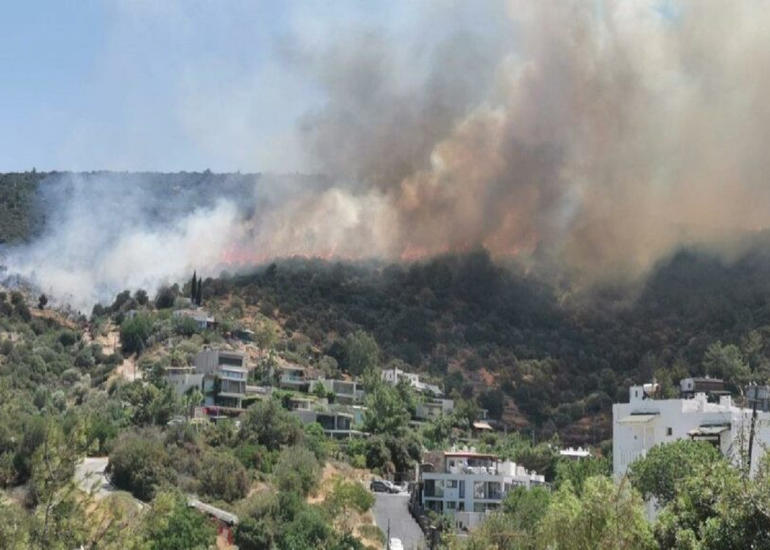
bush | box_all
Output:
[154,287,177,309]
[108,431,172,500]
[199,450,249,502]
[240,399,303,451]
[120,315,153,354]
[273,446,319,497]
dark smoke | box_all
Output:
[6,1,770,306]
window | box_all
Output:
[446,501,456,510]
[667,427,673,436]
[447,480,458,488]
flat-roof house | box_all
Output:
[278,364,310,391]
[309,378,366,404]
[173,309,216,330]
[195,349,254,415]
[419,450,545,531]
[382,367,443,397]
[293,408,366,439]
[613,381,770,479]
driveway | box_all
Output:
[372,493,425,550]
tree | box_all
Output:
[703,341,751,390]
[342,331,379,376]
[190,272,197,304]
[239,399,304,451]
[154,287,176,309]
[140,491,216,550]
[195,280,203,307]
[363,383,410,436]
[198,450,249,502]
[108,431,172,501]
[653,459,748,549]
[554,456,611,496]
[134,289,149,306]
[323,475,375,534]
[628,439,720,505]
[538,477,655,550]
[119,315,153,354]
[37,294,47,310]
[273,446,320,497]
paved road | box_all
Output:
[372,493,425,550]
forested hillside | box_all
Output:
[196,244,770,444]
[4,172,770,443]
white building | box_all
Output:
[420,451,545,530]
[382,367,442,397]
[559,447,591,460]
[613,383,770,478]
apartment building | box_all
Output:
[420,451,545,530]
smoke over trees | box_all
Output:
[4,2,770,305]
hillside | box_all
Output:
[4,171,770,443]
[191,246,770,444]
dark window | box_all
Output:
[667,427,673,436]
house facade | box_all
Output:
[613,383,770,478]
[309,378,365,404]
[420,451,545,530]
[195,349,253,414]
[382,367,442,397]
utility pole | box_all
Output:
[748,384,759,477]
[386,519,390,550]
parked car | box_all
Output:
[370,479,391,493]
[389,538,404,550]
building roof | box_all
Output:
[688,424,730,436]
[560,447,591,458]
[444,451,498,459]
[472,421,493,431]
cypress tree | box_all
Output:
[191,271,198,303]
[196,279,203,306]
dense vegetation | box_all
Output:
[196,245,770,443]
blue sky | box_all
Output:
[0,1,411,172]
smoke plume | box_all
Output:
[6,1,770,306]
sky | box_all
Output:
[0,1,416,172]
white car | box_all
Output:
[389,538,404,550]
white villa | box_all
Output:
[382,367,443,397]
[613,382,770,478]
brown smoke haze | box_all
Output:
[6,0,770,307]
[258,0,770,284]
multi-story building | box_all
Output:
[278,364,310,391]
[382,367,443,397]
[309,378,366,404]
[293,408,366,439]
[613,382,770,478]
[419,451,545,530]
[195,349,251,414]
